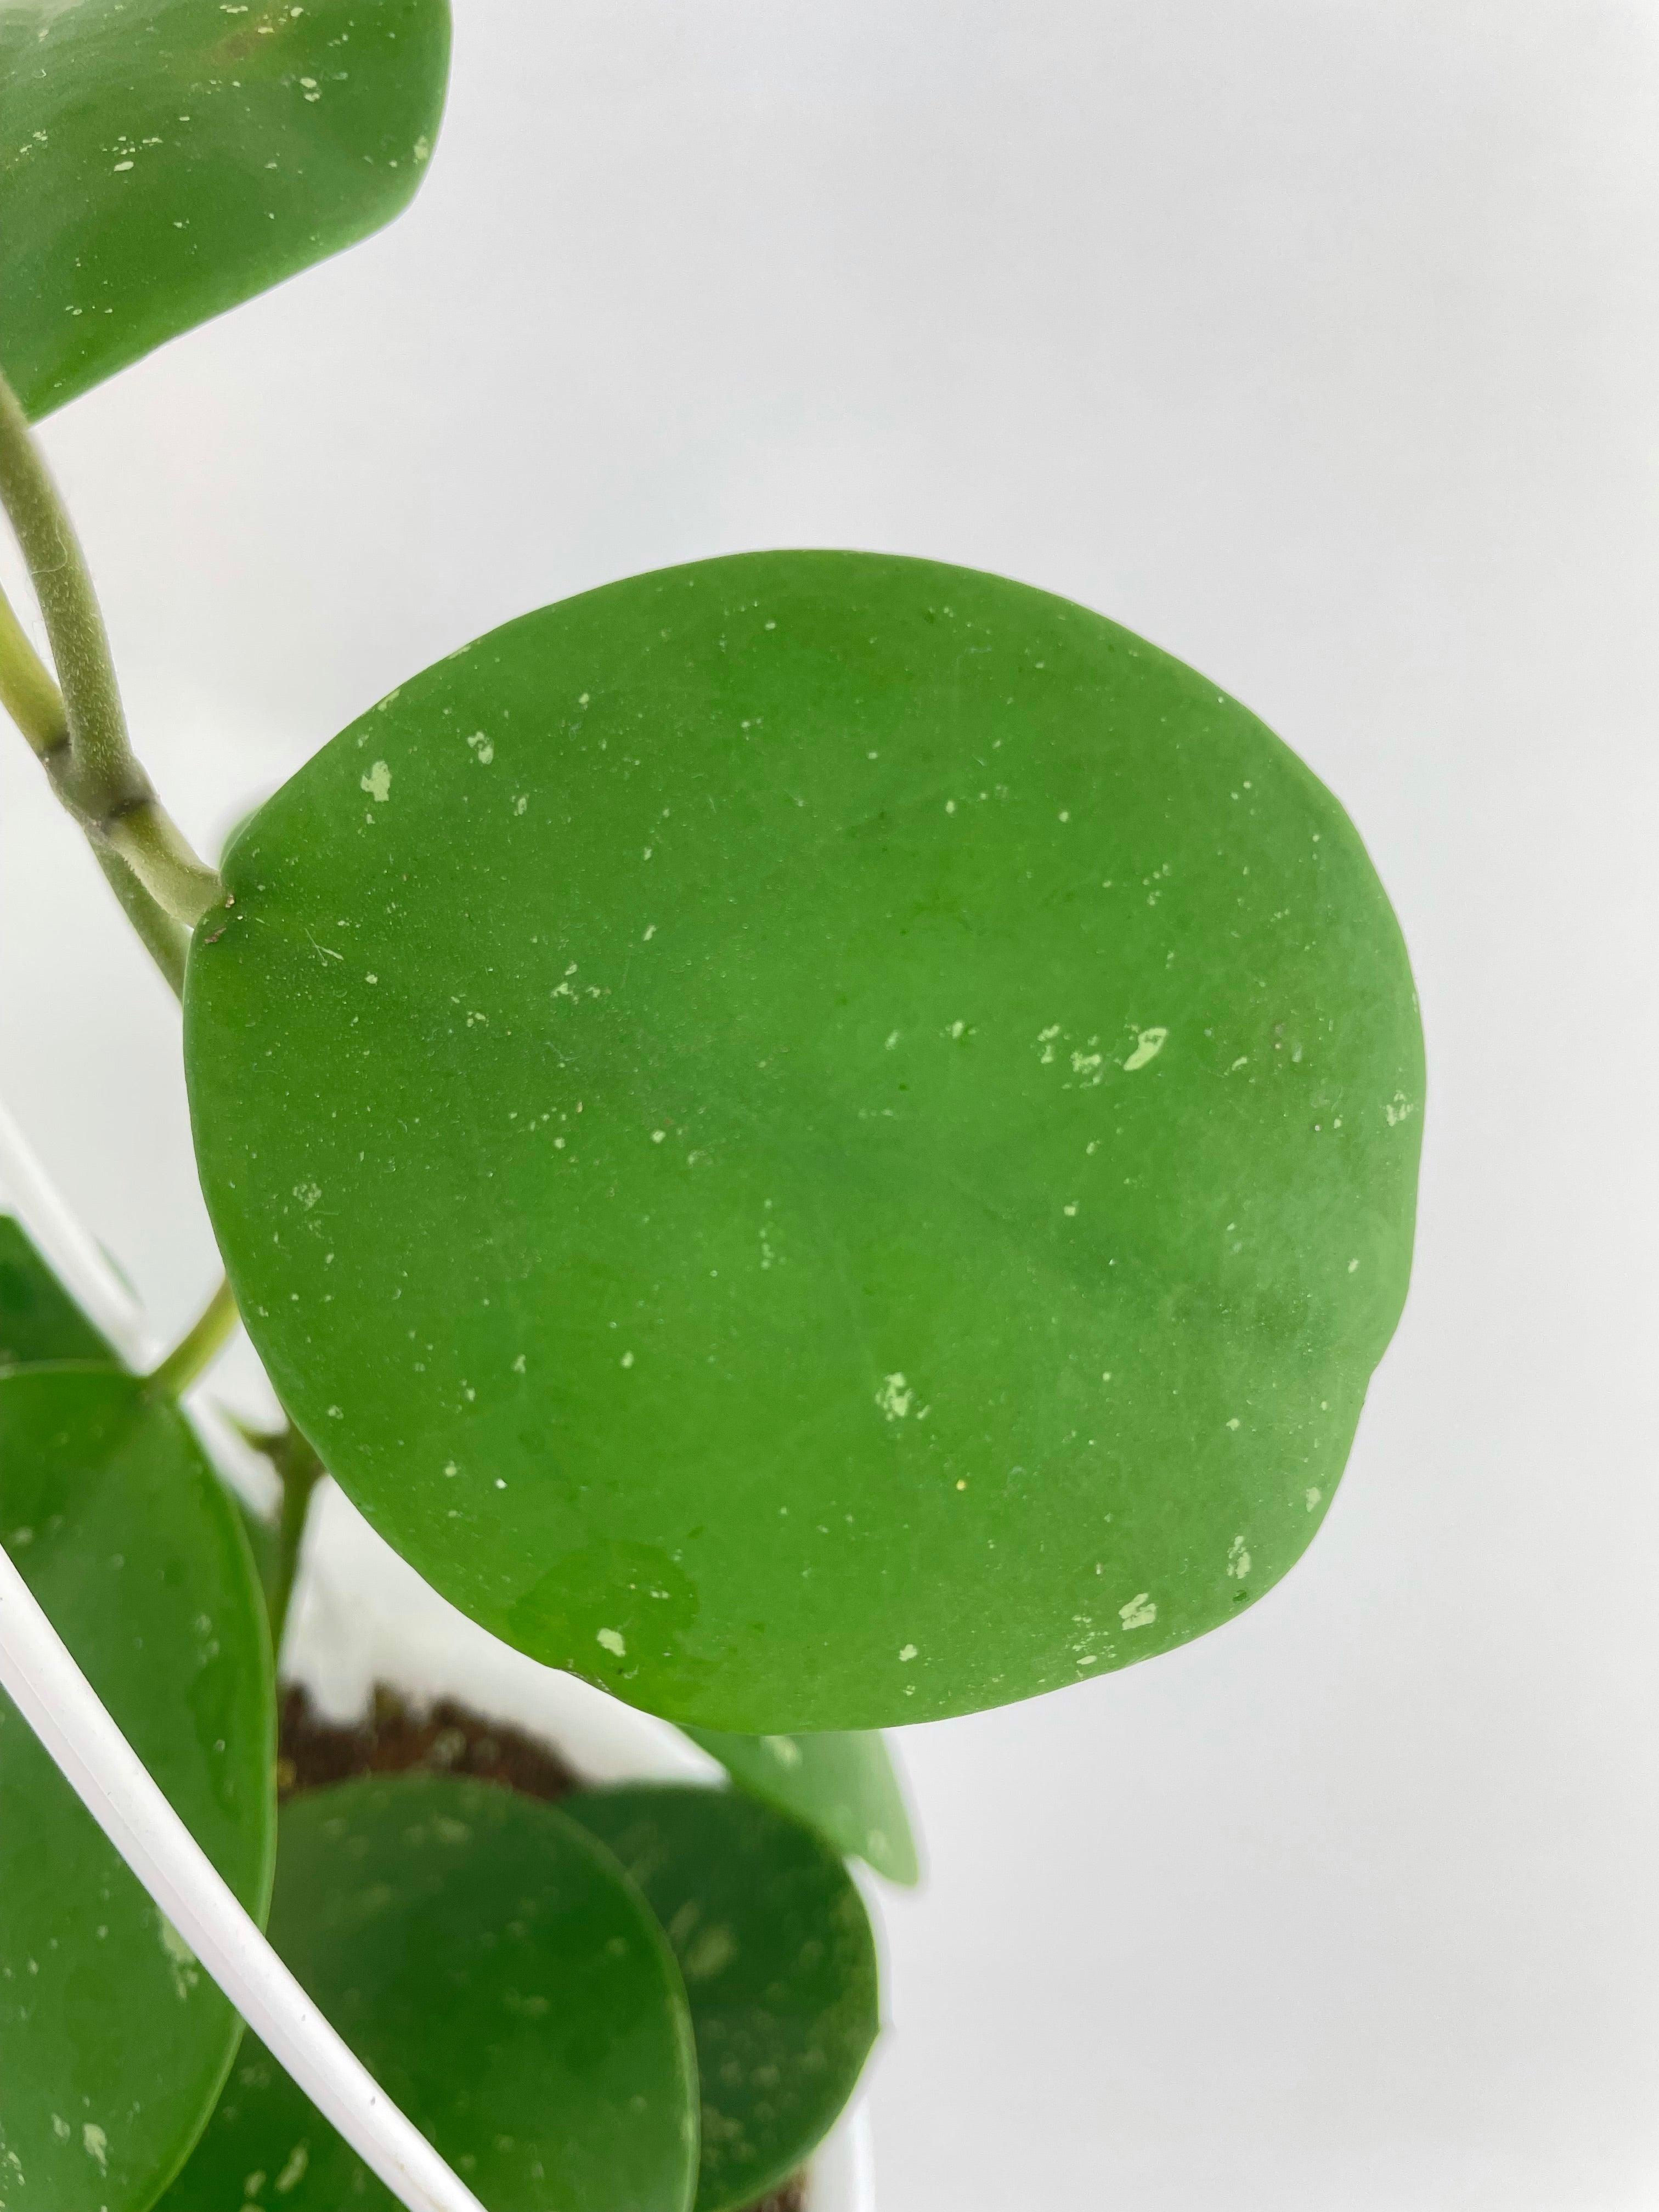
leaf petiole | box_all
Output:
[0,572,66,757]
[149,1276,240,1399]
[263,1426,325,1655]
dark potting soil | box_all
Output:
[278,1684,808,2212]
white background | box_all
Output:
[3,3,1657,2205]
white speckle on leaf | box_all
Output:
[467,732,494,765]
[275,2145,308,2194]
[293,1181,320,1209]
[620,1351,635,1368]
[414,133,431,161]
[360,760,391,803]
[1119,1593,1157,1630]
[876,1373,914,1420]
[684,1923,737,1979]
[761,1735,803,1768]
[1226,1416,1240,1431]
[597,1628,627,1657]
[898,1643,918,1662]
[1347,1258,1360,1273]
[159,1917,200,1999]
[1305,1487,1323,1511]
[83,2126,108,2171]
[1124,1026,1168,1072]
[1228,1535,1251,1578]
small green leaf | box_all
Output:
[681,1726,919,1886]
[565,1783,879,2212]
[0,1367,275,2212]
[0,1214,113,1368]
[160,1776,699,2212]
[184,551,1424,1731]
[0,0,451,420]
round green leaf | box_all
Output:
[680,1726,919,1886]
[185,550,1424,1731]
[0,1215,114,1369]
[565,1783,879,2212]
[159,1776,698,2212]
[0,1367,275,2211]
[0,0,451,420]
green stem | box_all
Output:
[91,842,188,998]
[149,1276,240,1397]
[0,370,222,927]
[267,1433,325,1656]
[226,1416,328,1654]
[0,572,66,756]
[0,572,189,995]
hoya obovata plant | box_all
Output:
[0,5,1423,2210]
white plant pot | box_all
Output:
[286,1481,881,2212]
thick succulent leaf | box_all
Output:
[681,1725,919,1886]
[160,1776,698,2212]
[0,1214,114,1367]
[0,1367,275,2211]
[566,1783,878,2212]
[184,550,1425,1731]
[0,0,451,420]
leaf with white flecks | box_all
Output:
[0,1367,275,2212]
[1,0,450,418]
[185,549,1423,1731]
[160,1775,698,2212]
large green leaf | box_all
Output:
[681,1726,919,1886]
[0,1215,114,1368]
[0,0,451,420]
[184,550,1424,1731]
[160,1776,698,2212]
[0,1367,275,2212]
[565,1783,878,2212]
